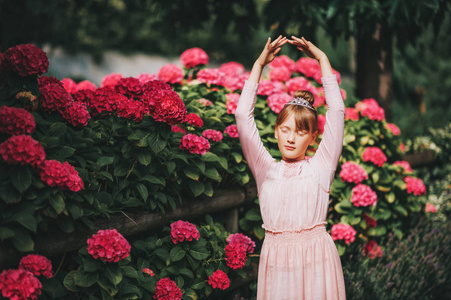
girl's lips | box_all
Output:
[284,145,295,150]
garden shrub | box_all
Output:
[0,44,431,299]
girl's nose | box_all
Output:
[287,132,295,143]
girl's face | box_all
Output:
[275,113,316,162]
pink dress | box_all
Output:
[235,75,346,300]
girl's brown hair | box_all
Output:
[275,90,318,135]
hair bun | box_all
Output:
[293,90,315,106]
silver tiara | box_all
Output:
[286,97,316,111]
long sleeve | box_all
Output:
[235,80,274,191]
[311,74,345,189]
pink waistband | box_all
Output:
[264,223,327,241]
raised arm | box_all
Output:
[235,36,287,190]
[289,36,345,188]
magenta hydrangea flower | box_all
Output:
[170,220,200,244]
[331,223,356,244]
[351,184,378,207]
[404,176,426,196]
[362,147,387,167]
[339,161,368,184]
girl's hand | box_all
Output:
[255,35,288,67]
[288,36,326,62]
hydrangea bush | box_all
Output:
[0,44,430,298]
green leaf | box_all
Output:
[184,168,200,181]
[48,122,67,137]
[153,248,170,261]
[188,181,204,197]
[63,271,81,292]
[184,288,198,300]
[140,175,165,186]
[385,192,396,203]
[54,146,76,159]
[148,132,167,154]
[394,205,408,216]
[83,258,102,273]
[10,167,32,193]
[137,151,152,166]
[104,266,123,286]
[136,183,148,201]
[245,210,262,221]
[253,226,265,240]
[217,157,228,170]
[201,152,219,162]
[204,184,214,197]
[189,249,209,260]
[0,226,15,240]
[50,194,66,215]
[97,156,115,167]
[170,246,186,262]
[231,152,243,163]
[10,212,37,232]
[336,244,346,256]
[190,281,206,290]
[121,266,139,279]
[205,168,221,181]
[368,225,387,237]
[179,268,194,279]
[74,270,99,287]
[119,282,142,298]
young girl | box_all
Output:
[235,36,346,299]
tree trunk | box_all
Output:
[356,22,393,121]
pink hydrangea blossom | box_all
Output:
[363,240,383,259]
[227,233,255,253]
[267,92,291,114]
[340,88,347,100]
[224,73,248,91]
[0,106,36,135]
[185,113,203,127]
[18,254,53,278]
[197,68,226,86]
[345,107,359,121]
[153,278,182,300]
[170,220,200,244]
[224,243,247,269]
[386,123,401,135]
[179,134,210,155]
[314,87,326,107]
[137,73,157,84]
[314,69,342,85]
[285,76,319,97]
[257,80,285,96]
[393,161,413,173]
[208,270,230,290]
[339,161,368,184]
[0,135,45,167]
[355,98,385,121]
[180,47,208,68]
[362,147,387,167]
[224,124,239,138]
[399,142,405,153]
[87,229,131,262]
[351,184,378,207]
[363,213,377,228]
[294,57,321,79]
[101,73,123,88]
[269,55,295,71]
[226,93,240,114]
[76,80,97,92]
[158,64,184,84]
[404,176,426,196]
[331,223,356,244]
[143,268,155,276]
[317,114,326,134]
[219,62,245,77]
[425,203,437,213]
[61,78,77,94]
[269,67,291,82]
[171,125,186,135]
[202,129,223,142]
[197,98,213,106]
[0,269,42,300]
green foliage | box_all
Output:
[342,218,451,300]
[58,217,249,300]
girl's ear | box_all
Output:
[274,126,279,139]
[309,131,318,146]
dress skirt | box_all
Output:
[257,225,346,300]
